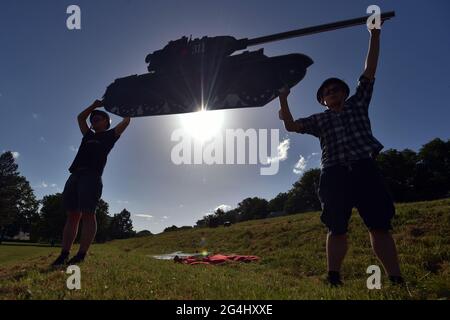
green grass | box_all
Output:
[1,199,449,300]
[0,243,58,266]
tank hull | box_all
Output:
[103,53,313,117]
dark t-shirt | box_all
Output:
[69,129,120,176]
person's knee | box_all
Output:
[68,211,82,222]
[81,213,96,222]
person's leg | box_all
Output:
[61,211,82,252]
[67,213,97,264]
[60,173,81,253]
[325,232,348,286]
[352,160,402,283]
[318,166,352,285]
[78,213,97,255]
[369,229,401,277]
[71,171,101,261]
[327,232,348,272]
[52,211,82,266]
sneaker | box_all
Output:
[51,252,69,267]
[67,252,86,265]
[389,275,405,286]
[326,271,344,287]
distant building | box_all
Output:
[10,231,30,241]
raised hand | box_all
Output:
[91,99,104,109]
[279,86,290,100]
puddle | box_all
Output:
[150,251,206,260]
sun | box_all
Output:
[180,108,224,142]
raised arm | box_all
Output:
[114,117,131,137]
[363,27,381,80]
[77,99,103,135]
[278,88,302,133]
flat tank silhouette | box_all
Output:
[103,11,395,117]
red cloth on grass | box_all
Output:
[175,254,260,265]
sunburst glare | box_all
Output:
[180,107,225,142]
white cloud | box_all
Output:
[33,181,58,189]
[135,214,153,220]
[293,152,321,175]
[162,216,169,219]
[215,204,232,212]
[32,113,38,119]
[117,200,129,204]
[39,137,46,143]
[202,204,233,217]
[201,212,212,217]
[293,155,307,175]
[69,145,78,152]
[268,138,290,163]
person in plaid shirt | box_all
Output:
[278,24,403,286]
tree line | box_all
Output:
[195,138,450,228]
[0,151,143,244]
[1,138,449,237]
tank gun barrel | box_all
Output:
[236,11,395,50]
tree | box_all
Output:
[38,193,66,242]
[164,225,179,232]
[0,152,20,242]
[415,138,450,200]
[95,199,112,243]
[376,149,418,201]
[0,152,39,243]
[109,209,135,239]
[223,208,239,224]
[136,230,152,237]
[163,225,192,232]
[195,206,240,228]
[268,192,288,213]
[236,197,269,221]
[203,214,220,228]
[284,168,321,214]
[6,176,40,239]
[195,218,207,228]
[212,207,227,226]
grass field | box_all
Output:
[0,199,449,300]
[0,243,57,266]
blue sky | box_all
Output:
[1,1,449,233]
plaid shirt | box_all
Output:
[295,75,383,168]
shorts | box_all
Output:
[318,158,395,235]
[62,169,103,214]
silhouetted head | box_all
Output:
[317,78,350,110]
[89,110,111,132]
